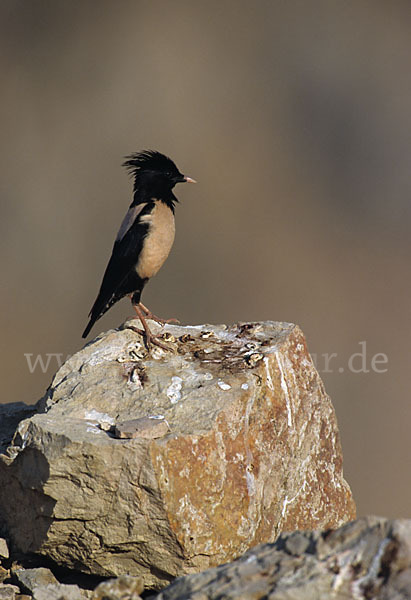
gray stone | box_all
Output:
[284,531,311,555]
[32,583,91,600]
[0,321,355,590]
[113,416,170,439]
[153,517,411,600]
[14,567,58,594]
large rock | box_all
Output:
[153,517,411,600]
[0,321,355,589]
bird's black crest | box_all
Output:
[122,150,178,179]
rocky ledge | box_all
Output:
[0,517,410,598]
[0,321,355,591]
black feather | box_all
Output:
[123,150,185,200]
[82,202,153,338]
[123,150,179,179]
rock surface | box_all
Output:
[0,321,355,589]
[30,583,91,600]
[92,575,143,599]
[0,541,9,562]
[0,584,20,600]
[152,516,411,600]
[0,403,35,455]
[13,567,58,594]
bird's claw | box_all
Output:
[147,316,180,326]
[143,313,180,326]
[127,324,145,335]
[138,303,179,326]
[127,324,173,352]
[145,334,173,352]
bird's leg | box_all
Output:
[131,303,172,351]
[138,301,180,325]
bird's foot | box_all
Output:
[138,302,180,326]
[127,324,145,336]
[145,331,173,352]
[129,305,174,352]
[128,324,173,352]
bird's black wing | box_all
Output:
[82,201,154,337]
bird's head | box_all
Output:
[123,150,195,198]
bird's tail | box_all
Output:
[82,294,117,338]
[82,318,96,339]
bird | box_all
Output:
[82,150,196,349]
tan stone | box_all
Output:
[0,540,9,561]
[92,575,143,599]
[0,321,355,589]
[0,566,9,583]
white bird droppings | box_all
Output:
[86,426,102,434]
[218,380,231,391]
[167,376,183,404]
[245,470,256,496]
[84,410,115,426]
[264,357,274,391]
[275,352,293,428]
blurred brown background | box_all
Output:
[1,0,410,518]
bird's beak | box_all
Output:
[184,176,197,184]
